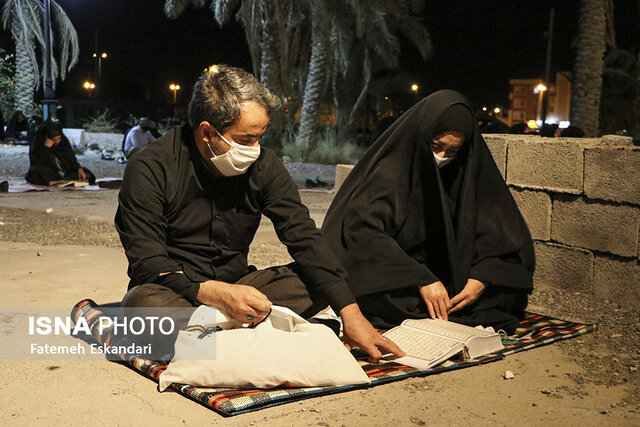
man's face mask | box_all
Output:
[433,151,455,168]
[207,128,261,176]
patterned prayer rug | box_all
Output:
[71,299,595,417]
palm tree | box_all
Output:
[165,0,297,140]
[328,0,431,140]
[294,1,329,153]
[600,49,639,135]
[569,0,608,136]
[1,0,79,114]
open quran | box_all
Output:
[49,180,89,187]
[382,318,504,369]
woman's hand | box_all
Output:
[448,278,486,314]
[419,281,451,320]
[77,168,87,181]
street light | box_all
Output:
[494,107,501,116]
[535,84,547,121]
[410,84,419,93]
[169,83,181,104]
[93,52,108,76]
[83,81,96,97]
[170,84,181,117]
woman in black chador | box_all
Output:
[322,90,534,334]
[25,121,96,186]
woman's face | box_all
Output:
[431,131,464,158]
[46,135,62,146]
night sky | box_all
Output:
[1,0,639,115]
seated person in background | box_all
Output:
[123,117,156,158]
[25,121,96,186]
[5,110,30,144]
[322,90,535,334]
[116,64,403,361]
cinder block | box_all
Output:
[334,164,355,192]
[510,188,551,240]
[600,135,633,147]
[584,147,640,205]
[506,139,586,194]
[483,135,508,179]
[551,196,640,257]
[533,242,594,291]
[593,256,640,304]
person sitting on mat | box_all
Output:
[25,121,96,186]
[322,90,535,334]
[116,64,403,361]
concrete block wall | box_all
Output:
[483,134,640,298]
[335,134,640,300]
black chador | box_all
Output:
[322,90,535,333]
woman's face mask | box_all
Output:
[207,129,261,176]
[433,152,455,168]
[431,131,464,168]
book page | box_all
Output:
[402,318,494,341]
[383,326,464,369]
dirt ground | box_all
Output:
[0,148,638,426]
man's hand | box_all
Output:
[419,281,450,320]
[77,168,87,181]
[340,303,405,362]
[197,280,272,324]
[448,278,486,314]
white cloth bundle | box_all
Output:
[158,305,370,390]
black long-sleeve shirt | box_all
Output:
[115,124,356,312]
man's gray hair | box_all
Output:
[188,64,282,131]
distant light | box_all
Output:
[410,84,419,92]
[534,83,547,94]
[527,120,538,129]
[482,107,488,111]
[559,121,570,129]
[546,116,558,124]
[101,52,107,58]
[169,84,181,91]
[494,107,501,114]
[384,96,389,100]
[92,53,97,58]
[83,81,95,90]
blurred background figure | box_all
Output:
[5,110,31,144]
[25,121,96,186]
[539,123,560,138]
[559,125,585,137]
[123,117,157,159]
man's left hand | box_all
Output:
[340,303,405,362]
[448,278,486,314]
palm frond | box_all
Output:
[212,0,242,25]
[164,0,207,19]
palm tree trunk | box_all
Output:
[570,0,607,136]
[12,14,36,113]
[258,1,285,140]
[295,3,328,155]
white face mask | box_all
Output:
[207,128,261,176]
[433,152,455,168]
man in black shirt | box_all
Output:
[115,65,402,361]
